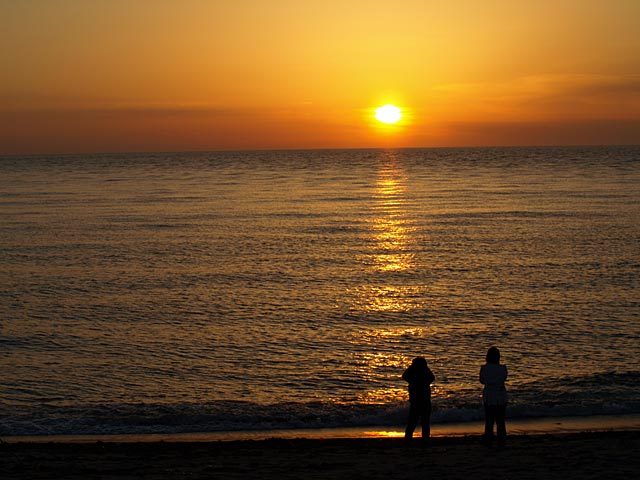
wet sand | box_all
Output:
[2,431,638,480]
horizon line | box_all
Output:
[2,143,639,159]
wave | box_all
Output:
[2,371,639,437]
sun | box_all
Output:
[375,104,402,124]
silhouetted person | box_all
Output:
[480,346,508,443]
[403,356,435,443]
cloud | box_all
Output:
[0,104,246,118]
[414,118,640,147]
[0,102,369,155]
[430,74,640,121]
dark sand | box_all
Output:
[2,431,639,480]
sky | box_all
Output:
[1,0,639,154]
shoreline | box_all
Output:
[4,412,640,444]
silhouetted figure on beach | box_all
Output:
[403,356,435,443]
[480,346,508,443]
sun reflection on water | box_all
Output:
[358,326,430,339]
[348,155,424,314]
[363,430,405,438]
[345,155,431,404]
[356,387,406,404]
[372,162,414,273]
[350,284,427,313]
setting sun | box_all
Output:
[375,105,402,124]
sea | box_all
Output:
[1,146,639,438]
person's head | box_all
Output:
[486,346,501,364]
[411,356,428,370]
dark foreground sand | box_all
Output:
[2,431,639,480]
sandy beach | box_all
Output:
[2,430,638,480]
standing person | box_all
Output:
[403,356,435,443]
[480,346,508,443]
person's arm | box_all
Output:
[426,367,435,384]
[479,365,486,384]
[502,365,508,382]
[402,366,412,382]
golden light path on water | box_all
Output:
[371,158,413,274]
[349,154,429,405]
[350,154,419,312]
[347,157,501,405]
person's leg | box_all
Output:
[405,403,419,439]
[484,404,496,439]
[496,404,507,440]
[420,401,432,441]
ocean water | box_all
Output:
[1,146,639,436]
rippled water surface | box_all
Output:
[1,147,639,435]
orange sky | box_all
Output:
[1,0,639,154]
